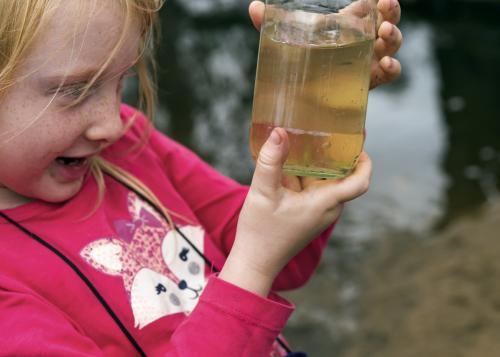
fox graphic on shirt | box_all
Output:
[80,192,207,329]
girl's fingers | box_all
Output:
[375,21,403,58]
[370,56,401,89]
[377,0,401,27]
[249,1,265,31]
[305,152,372,207]
[324,152,372,203]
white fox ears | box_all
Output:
[81,238,125,276]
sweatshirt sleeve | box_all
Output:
[0,277,292,357]
[0,288,104,357]
[166,275,294,357]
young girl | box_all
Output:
[0,0,402,356]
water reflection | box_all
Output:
[436,13,500,225]
[154,0,258,181]
[178,26,257,178]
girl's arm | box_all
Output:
[0,277,292,356]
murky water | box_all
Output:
[124,1,500,355]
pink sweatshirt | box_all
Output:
[0,105,334,356]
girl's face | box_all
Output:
[0,0,141,208]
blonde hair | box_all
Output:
[0,0,178,226]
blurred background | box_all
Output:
[125,0,500,355]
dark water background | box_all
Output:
[126,1,500,355]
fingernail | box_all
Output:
[269,129,282,145]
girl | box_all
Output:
[0,0,402,356]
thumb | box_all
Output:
[251,128,289,195]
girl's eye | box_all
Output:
[59,84,98,99]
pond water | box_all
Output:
[125,1,500,355]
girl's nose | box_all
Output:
[85,106,124,145]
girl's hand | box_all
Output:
[248,0,403,89]
[220,129,372,296]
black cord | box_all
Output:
[0,212,147,357]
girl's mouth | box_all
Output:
[52,156,91,183]
[56,157,88,167]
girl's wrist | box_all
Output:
[219,253,277,297]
